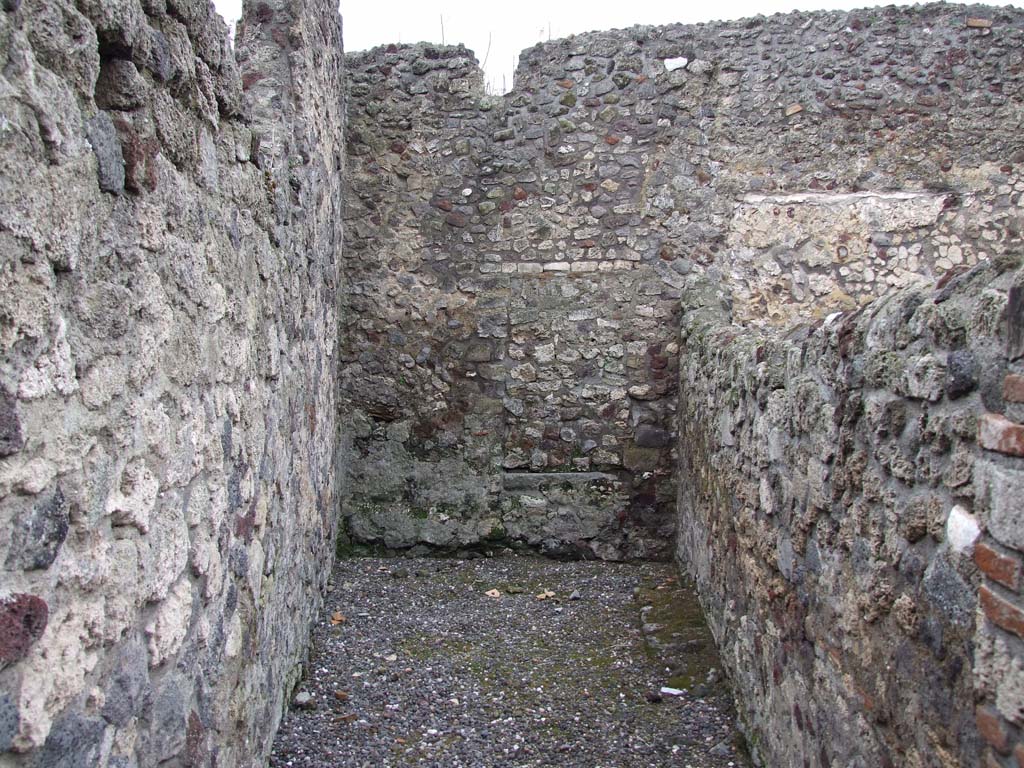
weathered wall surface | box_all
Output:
[0,0,343,765]
[1,1,1022,766]
[666,5,1024,767]
[677,262,1024,766]
[341,44,681,559]
[341,3,1024,561]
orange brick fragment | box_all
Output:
[976,541,1022,591]
[981,585,1024,640]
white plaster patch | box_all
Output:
[106,459,159,533]
[145,578,193,667]
[224,613,243,659]
[946,504,980,554]
[664,57,689,71]
[18,317,78,400]
[759,477,775,516]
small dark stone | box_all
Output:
[94,59,147,110]
[944,349,977,399]
[391,567,410,579]
[228,211,241,250]
[34,712,105,768]
[2,0,21,11]
[635,425,671,448]
[227,465,245,512]
[670,258,693,275]
[0,386,22,456]
[85,112,125,194]
[0,692,18,752]
[445,211,469,228]
[464,342,492,362]
[923,551,974,629]
[6,487,70,571]
[901,291,925,321]
[1008,285,1024,361]
[101,641,149,726]
[645,691,663,704]
[228,544,249,577]
[144,679,187,762]
[710,741,732,757]
[0,594,48,664]
[148,28,174,83]
[220,417,233,458]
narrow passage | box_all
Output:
[270,555,746,767]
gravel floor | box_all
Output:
[270,554,747,768]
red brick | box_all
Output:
[981,585,1024,640]
[978,705,1011,754]
[977,541,1023,592]
[980,413,1024,457]
[0,594,48,664]
[1005,375,1024,404]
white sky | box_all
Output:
[212,0,1018,93]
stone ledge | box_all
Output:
[501,471,619,491]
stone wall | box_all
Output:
[341,44,681,560]
[341,3,1024,562]
[663,6,1024,766]
[677,261,1024,766]
[2,1,1023,766]
[659,5,1024,766]
[0,0,343,765]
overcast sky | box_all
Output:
[212,0,1015,93]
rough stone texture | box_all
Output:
[341,44,680,560]
[342,3,1024,562]
[2,1,1023,767]
[0,0,344,766]
[677,259,1024,767]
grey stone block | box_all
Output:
[84,112,125,194]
